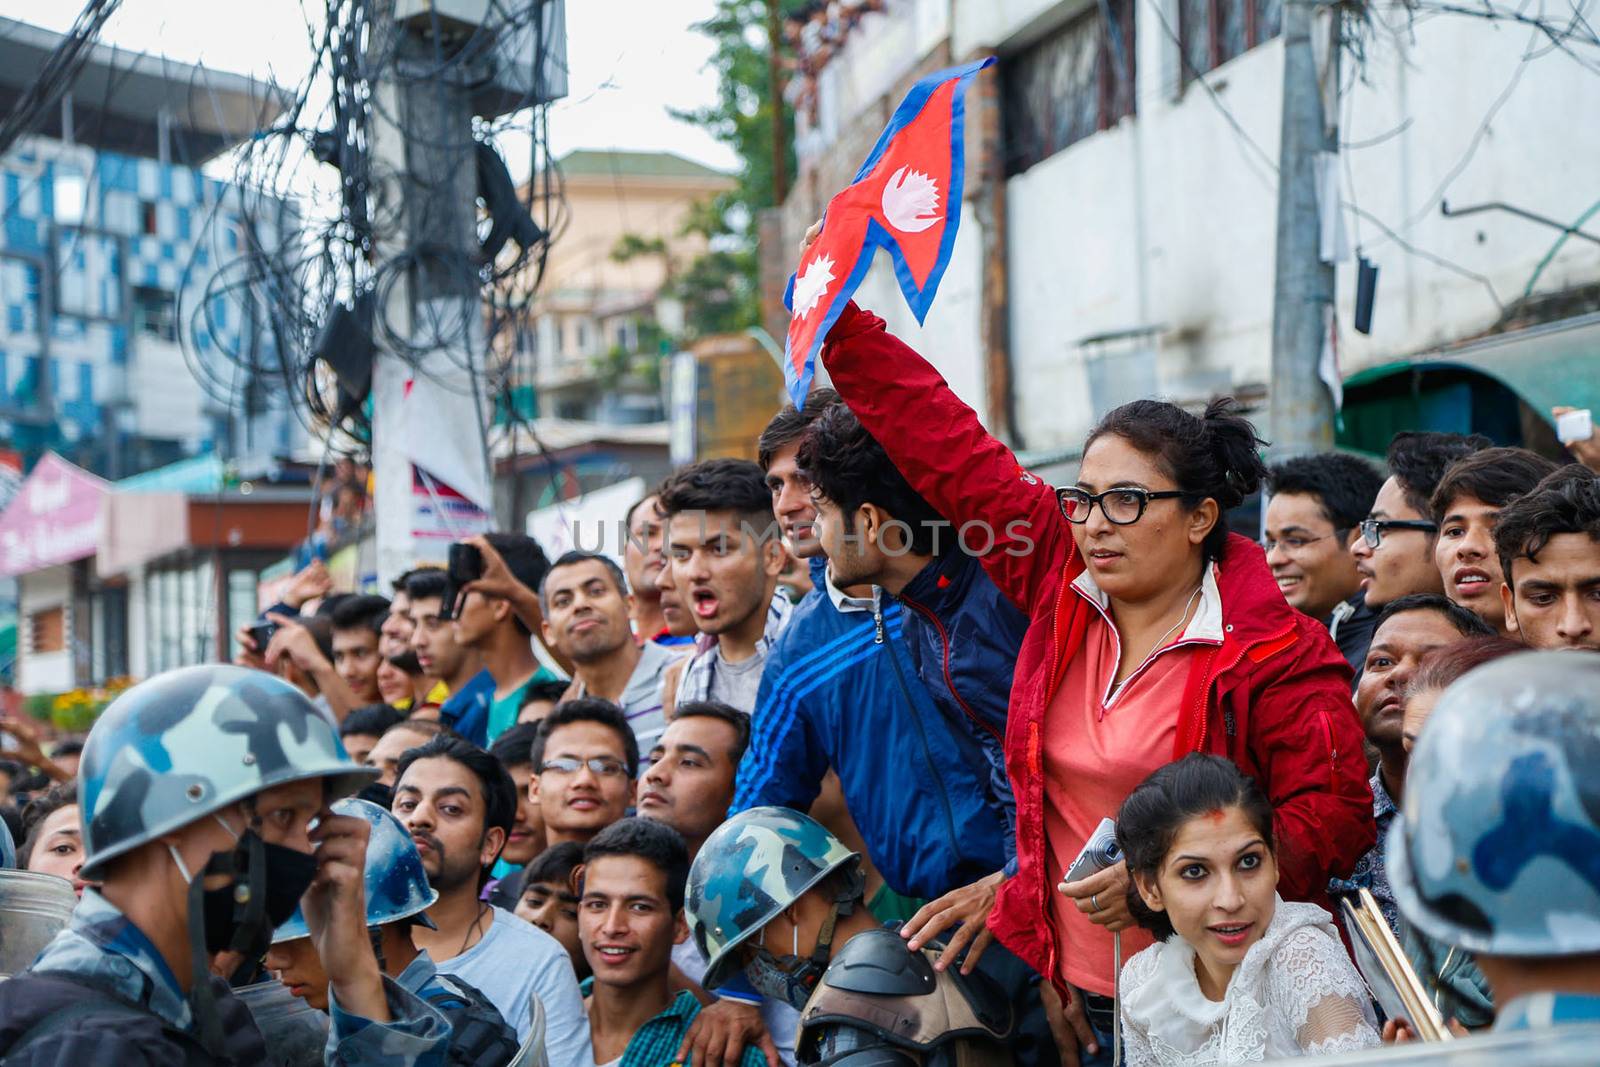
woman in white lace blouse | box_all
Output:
[1114,755,1382,1064]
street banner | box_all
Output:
[782,56,994,407]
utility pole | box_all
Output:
[1268,0,1339,458]
[767,0,788,204]
[368,14,496,586]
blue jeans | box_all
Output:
[1074,989,1118,1067]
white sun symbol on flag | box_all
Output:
[881,166,941,233]
[792,253,836,318]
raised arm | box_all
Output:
[820,302,1069,609]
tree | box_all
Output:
[668,0,802,338]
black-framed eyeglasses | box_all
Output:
[1057,486,1188,525]
[539,756,629,778]
[1358,518,1438,548]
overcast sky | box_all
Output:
[0,0,739,176]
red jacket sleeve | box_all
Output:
[1238,626,1376,900]
[821,302,1070,611]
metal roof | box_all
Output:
[0,17,290,162]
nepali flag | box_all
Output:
[783,56,994,407]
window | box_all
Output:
[54,170,85,225]
[141,200,158,236]
[133,286,177,341]
[28,607,65,653]
[575,318,592,355]
[1180,0,1280,78]
[1002,0,1137,177]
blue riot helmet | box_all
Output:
[273,798,437,942]
[1388,650,1600,956]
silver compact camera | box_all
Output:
[1062,817,1122,884]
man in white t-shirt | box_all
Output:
[393,734,591,1067]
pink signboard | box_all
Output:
[0,452,109,577]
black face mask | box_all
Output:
[195,831,320,957]
[355,780,394,810]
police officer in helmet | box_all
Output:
[267,797,520,1065]
[0,664,452,1064]
[1388,650,1600,1035]
[687,807,1014,1067]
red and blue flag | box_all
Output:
[783,56,995,407]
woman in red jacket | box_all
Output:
[819,301,1374,1066]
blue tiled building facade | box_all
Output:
[1,139,296,478]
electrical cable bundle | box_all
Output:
[178,0,570,458]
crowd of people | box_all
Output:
[1,288,1599,1067]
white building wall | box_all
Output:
[994,0,1600,449]
[18,564,73,695]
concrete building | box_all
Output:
[769,0,1600,463]
[3,451,313,694]
[0,16,302,480]
[511,149,736,423]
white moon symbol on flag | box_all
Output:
[792,253,836,318]
[881,166,942,233]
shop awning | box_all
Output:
[0,453,109,577]
[1339,313,1600,458]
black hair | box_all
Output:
[1493,464,1600,582]
[540,550,629,613]
[393,568,430,595]
[1086,397,1270,562]
[531,697,640,779]
[19,781,77,869]
[49,739,84,759]
[798,403,946,557]
[11,770,49,795]
[1375,592,1496,640]
[1386,431,1492,517]
[670,700,753,765]
[394,736,516,877]
[489,721,542,771]
[330,593,391,635]
[404,567,449,603]
[1266,453,1384,533]
[522,840,585,890]
[1429,447,1560,524]
[657,458,775,529]
[341,703,405,739]
[479,533,552,636]
[584,817,691,913]
[314,592,352,619]
[521,679,570,710]
[757,387,842,471]
[1410,636,1525,697]
[0,759,19,780]
[301,615,336,663]
[1116,754,1276,941]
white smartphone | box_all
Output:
[1558,408,1593,445]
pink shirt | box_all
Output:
[1043,567,1223,996]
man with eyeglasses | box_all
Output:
[1350,432,1489,619]
[530,697,639,848]
[1264,455,1385,671]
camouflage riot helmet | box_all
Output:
[687,806,863,991]
[273,798,437,943]
[1388,650,1600,956]
[79,664,376,879]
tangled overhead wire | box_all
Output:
[180,0,569,453]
